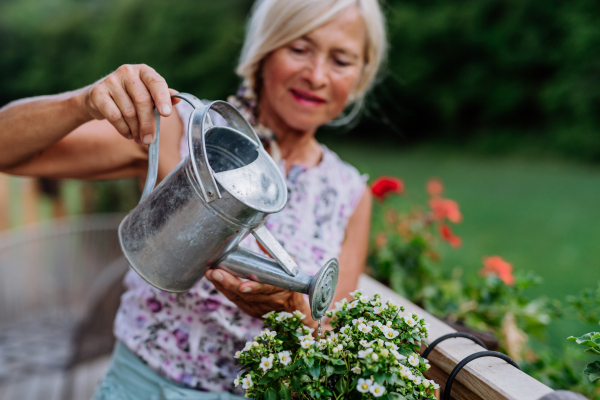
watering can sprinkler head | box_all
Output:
[118,93,338,320]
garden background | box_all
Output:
[1,0,600,395]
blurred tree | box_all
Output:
[0,0,599,159]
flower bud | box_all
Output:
[252,341,259,347]
[333,347,339,353]
[371,353,379,361]
[378,339,384,347]
[381,349,389,357]
[386,321,393,327]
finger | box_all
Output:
[139,66,172,117]
[107,83,140,141]
[238,280,283,295]
[169,89,181,106]
[91,88,131,138]
[206,269,245,293]
[124,76,156,145]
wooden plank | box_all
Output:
[358,275,555,400]
[69,355,111,400]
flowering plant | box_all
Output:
[234,291,439,400]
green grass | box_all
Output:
[322,139,600,349]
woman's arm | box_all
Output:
[0,64,176,171]
[331,187,372,304]
[3,112,184,182]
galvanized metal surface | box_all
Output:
[118,95,339,319]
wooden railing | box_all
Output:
[358,275,585,400]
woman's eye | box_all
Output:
[334,58,351,67]
[291,47,306,54]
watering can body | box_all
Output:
[118,93,338,320]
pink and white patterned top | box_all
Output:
[113,102,367,393]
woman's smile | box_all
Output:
[289,88,327,108]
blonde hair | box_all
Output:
[236,0,387,104]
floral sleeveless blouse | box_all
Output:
[113,101,367,393]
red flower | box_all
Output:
[480,256,515,285]
[429,197,463,224]
[438,224,462,247]
[371,176,404,200]
[427,178,444,197]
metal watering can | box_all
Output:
[118,93,338,320]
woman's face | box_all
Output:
[259,6,366,133]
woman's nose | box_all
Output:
[302,56,328,89]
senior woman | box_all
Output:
[1,0,387,397]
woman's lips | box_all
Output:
[290,89,326,107]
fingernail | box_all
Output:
[143,135,154,144]
[241,287,252,293]
[161,105,172,115]
[212,271,223,282]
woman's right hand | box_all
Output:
[78,64,180,145]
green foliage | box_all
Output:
[236,295,438,399]
[568,333,600,382]
[1,0,600,159]
[567,283,600,324]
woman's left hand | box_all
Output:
[205,269,317,328]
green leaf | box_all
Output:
[305,357,315,368]
[259,375,273,385]
[308,364,322,379]
[584,360,600,382]
[292,376,301,391]
[335,377,346,394]
[568,333,600,349]
[374,372,386,385]
[388,393,407,400]
[325,365,335,377]
[264,388,277,400]
[278,382,292,400]
[300,374,312,383]
[332,358,346,366]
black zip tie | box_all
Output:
[443,351,520,400]
[422,332,487,359]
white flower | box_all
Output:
[408,354,420,367]
[334,299,348,310]
[425,363,431,370]
[371,353,379,361]
[352,317,365,325]
[259,356,274,372]
[358,348,374,359]
[301,339,314,349]
[359,339,369,347]
[349,289,363,298]
[358,323,372,334]
[403,315,417,327]
[359,295,369,303]
[406,369,415,380]
[278,351,292,366]
[432,381,440,389]
[242,375,253,389]
[242,342,252,351]
[234,351,242,359]
[234,375,241,387]
[383,327,399,339]
[337,344,343,350]
[262,311,275,318]
[373,305,387,314]
[374,321,383,328]
[276,312,293,321]
[391,350,407,361]
[369,382,386,397]
[385,342,398,350]
[412,375,422,385]
[356,378,373,393]
[422,379,431,388]
[293,310,307,319]
[368,320,376,326]
[329,332,339,341]
[352,366,362,374]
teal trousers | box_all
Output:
[91,341,246,400]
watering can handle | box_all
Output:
[140,95,263,203]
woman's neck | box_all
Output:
[258,102,322,172]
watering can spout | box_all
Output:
[218,248,339,321]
